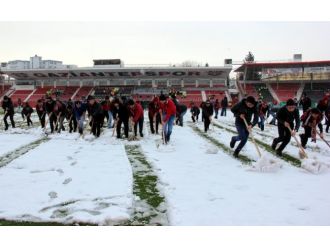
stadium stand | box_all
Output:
[303,83,330,104]
[270,83,300,102]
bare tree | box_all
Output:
[180,60,200,67]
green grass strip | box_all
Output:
[190,124,253,165]
[213,122,301,167]
[124,145,167,226]
[0,137,49,168]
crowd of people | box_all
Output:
[1,91,330,157]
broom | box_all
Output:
[316,130,330,149]
[287,126,308,159]
[242,117,262,158]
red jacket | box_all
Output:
[131,103,144,123]
[160,99,176,122]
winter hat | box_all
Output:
[87,95,95,101]
[159,94,166,101]
[246,96,256,105]
[3,95,8,100]
[113,98,120,104]
[286,99,295,106]
[128,99,135,106]
[311,107,321,114]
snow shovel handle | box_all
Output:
[112,119,117,137]
[316,130,330,149]
[242,117,262,158]
[160,112,166,144]
[287,125,308,158]
[55,112,62,130]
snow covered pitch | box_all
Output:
[0,112,330,225]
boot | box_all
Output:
[233,149,240,158]
[271,139,278,150]
[230,137,236,148]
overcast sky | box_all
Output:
[1,22,330,67]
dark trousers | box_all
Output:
[214,109,219,119]
[204,117,211,132]
[26,114,33,126]
[300,126,312,147]
[176,110,187,127]
[117,118,129,138]
[90,117,102,137]
[4,112,15,129]
[38,112,46,128]
[49,114,57,133]
[273,124,292,152]
[233,122,249,152]
[221,107,227,116]
[149,113,161,134]
[192,113,199,123]
[258,115,265,131]
[134,116,144,137]
[55,116,65,133]
[326,119,330,133]
[68,116,77,133]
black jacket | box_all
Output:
[113,103,129,121]
[191,106,200,115]
[276,106,300,131]
[45,100,56,114]
[88,102,103,119]
[2,98,15,114]
[36,102,46,116]
[231,99,258,126]
[22,105,34,116]
[221,98,228,108]
[299,97,312,112]
[202,104,214,118]
[177,104,187,115]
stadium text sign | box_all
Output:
[4,69,228,80]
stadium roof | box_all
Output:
[235,60,330,72]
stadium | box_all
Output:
[0,55,330,226]
[0,58,231,107]
[1,57,330,108]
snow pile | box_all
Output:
[156,143,175,153]
[301,156,330,174]
[205,146,218,154]
[250,153,283,173]
[83,134,96,142]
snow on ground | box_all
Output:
[139,113,330,225]
[0,110,330,225]
[214,112,330,165]
[0,128,44,157]
[0,130,133,225]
